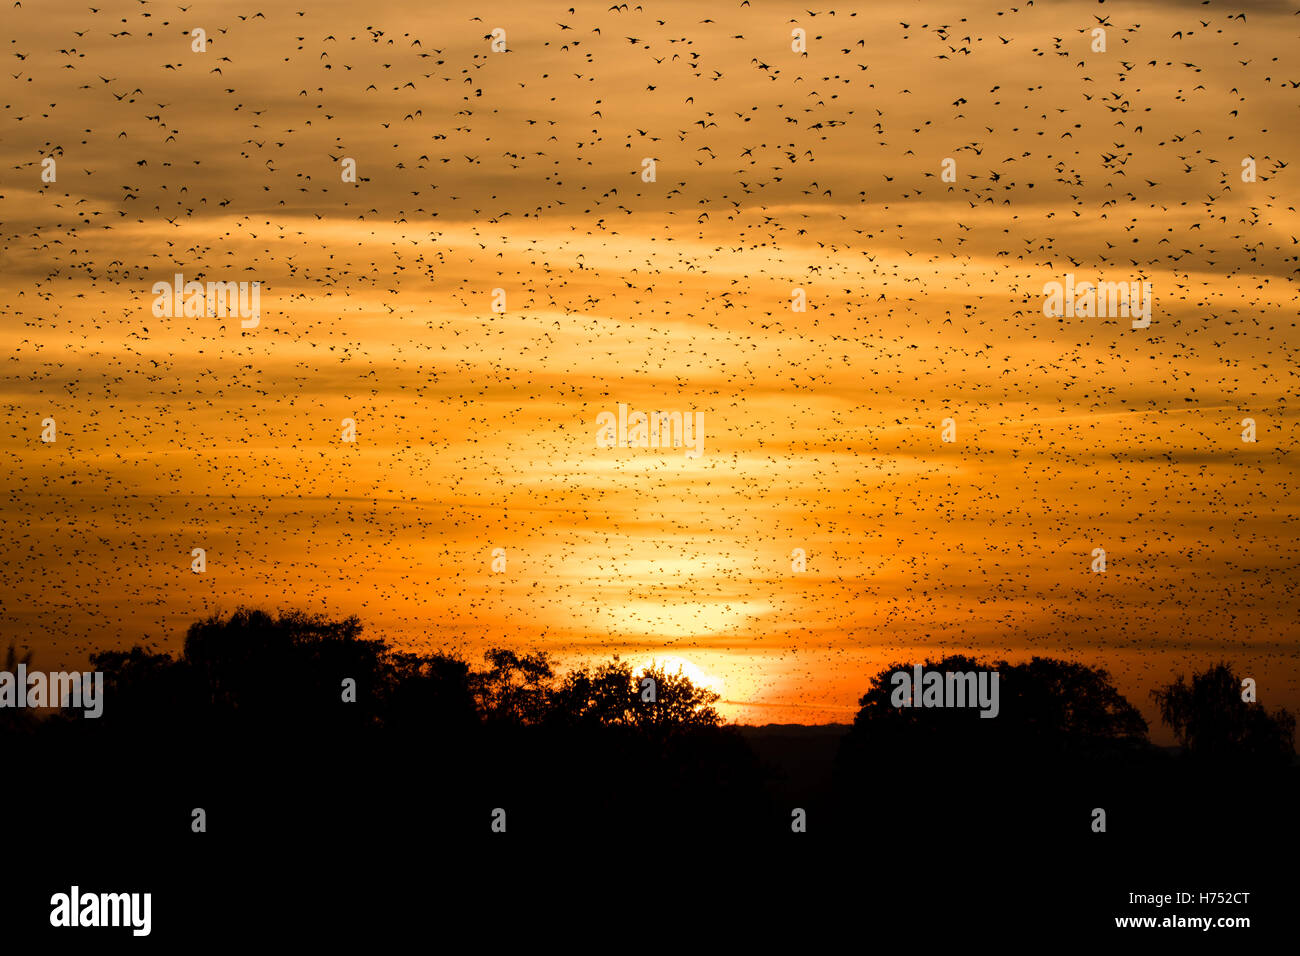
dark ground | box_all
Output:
[3,721,1289,945]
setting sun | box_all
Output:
[631,656,726,698]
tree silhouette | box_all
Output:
[834,653,1154,820]
[473,648,556,724]
[7,609,1296,852]
[546,656,723,730]
[1152,662,1296,762]
[838,654,1147,764]
[0,643,37,735]
[85,645,199,726]
[999,656,1148,754]
[181,608,379,727]
[18,609,763,842]
[631,661,723,729]
[381,650,478,733]
[547,656,639,726]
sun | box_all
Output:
[631,655,725,697]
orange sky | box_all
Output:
[2,0,1297,734]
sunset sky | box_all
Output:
[2,0,1297,735]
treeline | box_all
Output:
[2,609,1295,846]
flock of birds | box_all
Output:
[1,0,1296,722]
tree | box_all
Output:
[836,654,1152,800]
[1152,663,1296,762]
[543,656,723,730]
[1000,657,1148,753]
[841,655,1147,754]
[629,661,722,730]
[381,650,478,732]
[0,643,37,736]
[473,648,556,724]
[87,645,199,726]
[180,608,384,733]
[547,657,637,726]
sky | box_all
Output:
[1,0,1297,734]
